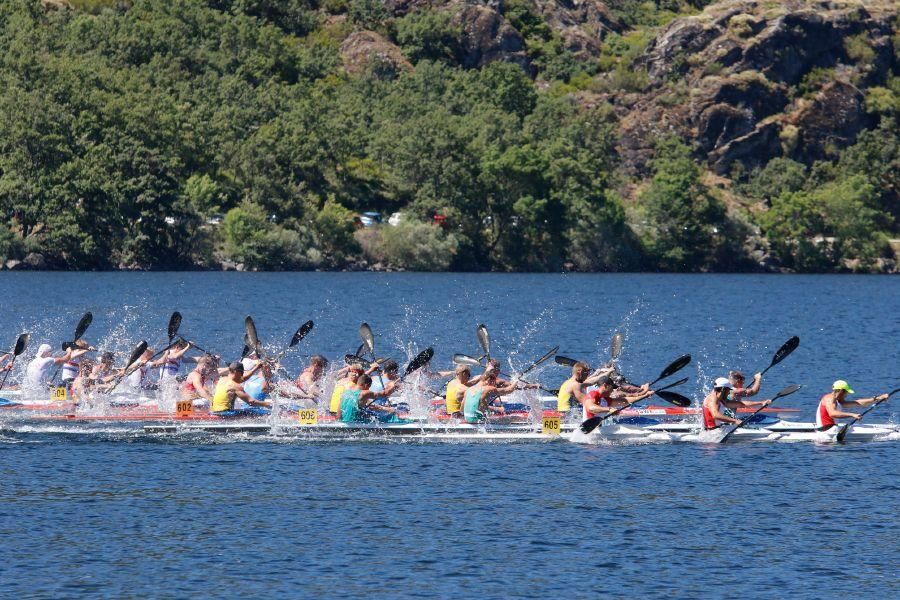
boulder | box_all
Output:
[789,80,871,162]
[452,4,533,73]
[22,253,48,270]
[340,31,413,76]
[530,0,622,58]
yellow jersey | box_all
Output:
[329,381,346,413]
[211,379,234,412]
[445,380,463,414]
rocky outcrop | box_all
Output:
[620,1,898,174]
[452,4,533,73]
[340,31,412,76]
[530,0,622,59]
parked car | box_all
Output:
[206,213,225,225]
[359,211,382,227]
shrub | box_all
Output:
[378,220,458,270]
[394,9,461,63]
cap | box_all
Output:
[714,377,733,390]
[832,380,854,394]
[38,343,52,356]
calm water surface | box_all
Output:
[0,273,898,598]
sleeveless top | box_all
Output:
[211,379,234,412]
[703,401,722,429]
[244,374,267,401]
[445,380,463,414]
[61,358,80,382]
[557,383,574,412]
[159,356,181,379]
[463,387,485,423]
[329,381,346,413]
[816,396,836,428]
[340,389,363,423]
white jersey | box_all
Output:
[61,358,80,382]
[24,356,56,389]
[124,366,146,391]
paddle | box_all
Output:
[477,324,490,361]
[105,341,149,394]
[719,384,803,443]
[359,323,375,356]
[52,312,94,383]
[400,348,434,381]
[521,346,559,376]
[759,336,800,377]
[836,387,900,443]
[271,320,314,363]
[654,390,692,408]
[0,333,29,391]
[453,353,482,368]
[245,316,263,358]
[611,332,623,361]
[647,355,692,387]
[145,312,184,364]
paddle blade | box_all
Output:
[772,383,802,401]
[344,354,370,368]
[245,316,263,357]
[452,354,482,367]
[359,323,375,354]
[241,345,251,359]
[292,320,314,347]
[554,355,578,367]
[354,343,366,358]
[476,324,490,357]
[61,341,73,351]
[770,336,799,369]
[167,312,182,342]
[652,354,692,385]
[655,390,692,408]
[611,332,623,360]
[13,333,29,356]
[125,341,148,369]
[405,348,434,376]
[580,416,603,434]
[73,312,93,341]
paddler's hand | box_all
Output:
[762,399,773,407]
[875,393,889,402]
[852,413,862,420]
[753,372,762,382]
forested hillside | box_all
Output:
[1,0,897,272]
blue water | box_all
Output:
[1,273,898,598]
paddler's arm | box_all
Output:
[361,392,397,414]
[708,400,741,425]
[52,348,74,365]
[239,362,263,383]
[839,394,885,408]
[495,380,519,396]
[745,373,762,396]
[583,368,614,386]
[623,388,655,404]
[583,395,613,415]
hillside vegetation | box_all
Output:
[0,0,898,272]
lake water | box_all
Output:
[1,272,898,598]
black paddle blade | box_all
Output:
[554,355,578,367]
[611,332,623,360]
[354,343,366,357]
[359,323,375,354]
[241,345,251,359]
[292,320,314,346]
[405,347,434,376]
[770,336,799,368]
[452,353,482,367]
[73,312,93,341]
[126,341,148,368]
[772,384,802,401]
[580,416,603,434]
[13,333,29,356]
[652,354,692,385]
[655,390,692,407]
[476,325,490,357]
[61,341,73,351]
[167,312,182,342]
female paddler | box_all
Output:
[462,364,517,423]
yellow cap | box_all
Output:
[832,380,855,394]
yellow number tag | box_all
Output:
[542,416,561,435]
[298,409,318,425]
[52,386,67,402]
[176,400,193,416]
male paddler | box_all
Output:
[211,361,271,416]
[339,373,402,422]
[557,362,613,414]
[583,375,655,419]
[445,364,483,418]
[23,344,73,390]
[703,377,771,430]
[295,355,328,400]
[816,380,888,431]
[462,366,518,423]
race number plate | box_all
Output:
[175,400,193,416]
[542,416,561,435]
[52,386,67,402]
[298,409,318,425]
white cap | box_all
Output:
[37,343,52,356]
[714,377,732,389]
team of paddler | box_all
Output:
[0,313,895,436]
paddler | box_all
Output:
[71,358,96,402]
[89,352,117,389]
[815,380,888,431]
[583,375,655,419]
[702,377,771,430]
[211,361,271,416]
[339,373,403,422]
[23,343,73,390]
[157,339,193,381]
[328,363,367,414]
[729,370,762,401]
[121,346,155,392]
[462,366,518,423]
[182,356,217,409]
[295,355,328,399]
[243,360,273,403]
[445,364,483,418]
[557,362,613,414]
[60,340,93,386]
